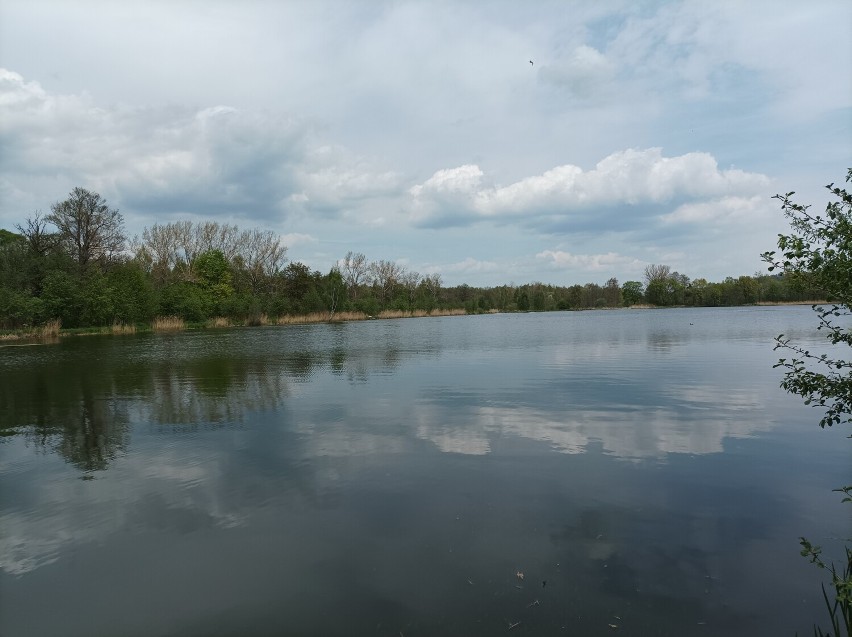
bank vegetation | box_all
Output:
[0,187,827,336]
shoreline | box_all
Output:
[0,301,829,343]
[0,307,471,342]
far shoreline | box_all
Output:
[0,301,830,344]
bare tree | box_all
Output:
[369,259,402,305]
[139,223,179,279]
[15,211,56,256]
[400,270,421,306]
[137,220,288,291]
[47,188,126,267]
[420,273,442,307]
[197,221,241,262]
[643,263,671,285]
[341,251,369,301]
[236,228,288,294]
[172,220,197,276]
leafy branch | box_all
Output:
[764,171,851,637]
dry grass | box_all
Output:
[275,311,369,325]
[756,300,827,306]
[38,319,62,338]
[0,319,61,341]
[377,309,427,319]
[244,313,270,327]
[276,312,332,325]
[111,321,137,335]
[207,316,231,328]
[152,316,185,332]
[273,308,469,325]
[329,311,368,322]
[377,308,468,320]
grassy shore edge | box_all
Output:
[0,307,471,341]
[0,302,829,342]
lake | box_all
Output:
[0,306,849,636]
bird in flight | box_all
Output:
[529,60,534,66]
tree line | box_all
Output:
[0,187,826,330]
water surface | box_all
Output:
[1,306,849,636]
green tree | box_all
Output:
[281,262,317,313]
[195,249,234,308]
[644,279,670,306]
[604,277,621,307]
[644,264,674,306]
[41,270,85,327]
[0,287,44,328]
[416,274,442,312]
[762,170,851,637]
[0,229,18,246]
[157,281,210,322]
[79,269,115,326]
[621,281,644,306]
[106,262,155,324]
[531,284,547,311]
[323,267,346,317]
[737,275,758,304]
[0,230,28,292]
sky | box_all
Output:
[0,0,850,287]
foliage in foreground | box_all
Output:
[762,170,852,431]
[799,489,852,637]
[763,171,851,637]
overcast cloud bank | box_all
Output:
[0,1,849,286]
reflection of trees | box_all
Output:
[145,358,292,428]
[646,328,686,351]
[57,389,130,471]
[3,364,131,472]
[329,347,346,374]
[285,351,317,380]
[1,328,413,472]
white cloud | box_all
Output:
[408,164,484,199]
[408,148,771,230]
[0,0,849,287]
[434,257,500,275]
[0,68,45,108]
[539,45,616,99]
[0,70,307,223]
[280,233,317,247]
[660,195,771,226]
[296,144,403,209]
[537,250,646,273]
[0,68,412,233]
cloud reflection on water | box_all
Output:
[0,309,817,580]
[1,310,849,637]
[413,381,770,459]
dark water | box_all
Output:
[0,307,849,636]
